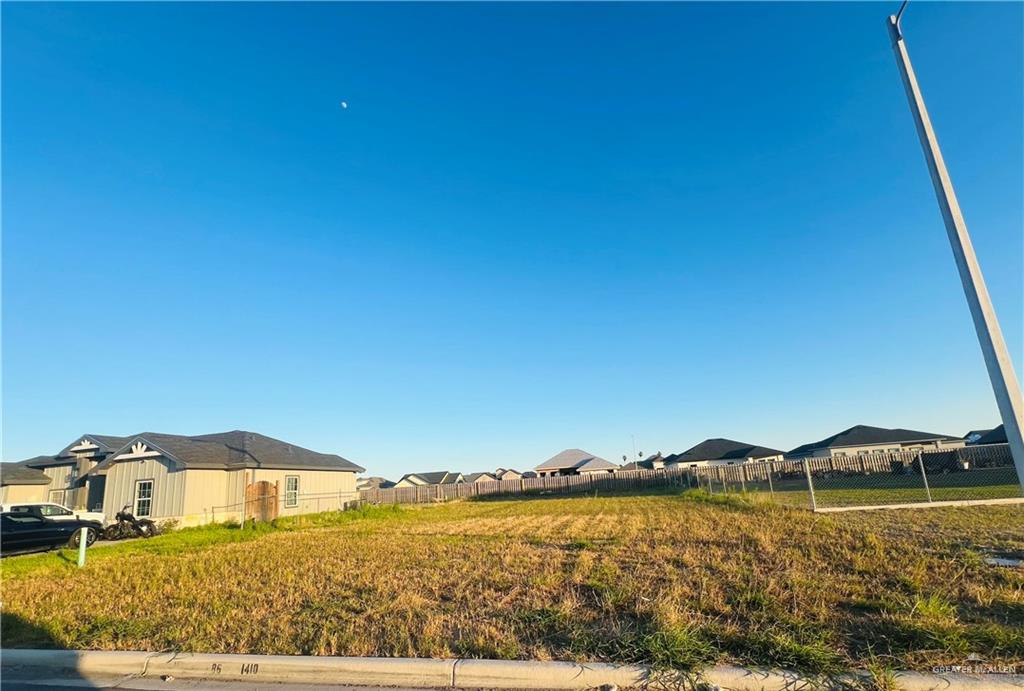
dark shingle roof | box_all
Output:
[963,429,993,442]
[788,425,959,456]
[398,471,462,485]
[1,464,53,486]
[975,425,1007,446]
[464,472,497,483]
[22,455,78,468]
[622,453,665,470]
[357,476,394,489]
[88,430,364,474]
[55,434,132,459]
[535,449,619,472]
[669,438,783,464]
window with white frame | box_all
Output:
[285,476,299,508]
[135,480,154,517]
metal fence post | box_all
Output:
[740,466,747,493]
[766,462,775,498]
[802,459,818,511]
[917,452,933,503]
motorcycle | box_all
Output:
[103,505,159,540]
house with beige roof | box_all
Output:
[534,449,620,477]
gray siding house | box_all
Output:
[17,431,364,526]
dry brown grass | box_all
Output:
[2,490,1022,674]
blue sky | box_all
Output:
[3,2,1021,476]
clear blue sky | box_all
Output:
[3,2,1021,477]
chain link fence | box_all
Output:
[692,444,1021,511]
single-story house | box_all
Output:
[1,463,53,504]
[534,449,620,477]
[973,425,1007,446]
[787,425,965,458]
[664,440,784,468]
[357,476,395,490]
[621,453,665,471]
[18,430,364,526]
[494,468,523,481]
[393,471,464,488]
[464,472,498,483]
[963,428,994,445]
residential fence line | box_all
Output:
[193,445,1019,523]
[357,444,1020,512]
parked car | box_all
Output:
[1,507,103,556]
[0,502,107,527]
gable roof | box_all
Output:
[1,464,53,486]
[464,472,497,483]
[621,454,666,471]
[88,431,364,474]
[55,434,133,459]
[535,449,618,472]
[575,457,620,472]
[975,425,1007,446]
[399,471,462,485]
[668,438,783,464]
[357,476,394,489]
[788,425,959,456]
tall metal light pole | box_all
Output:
[887,4,1024,492]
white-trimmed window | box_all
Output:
[285,476,299,508]
[135,480,154,517]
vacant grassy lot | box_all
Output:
[2,490,1022,675]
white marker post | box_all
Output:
[77,527,88,567]
[887,10,1024,492]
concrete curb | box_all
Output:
[2,649,1023,690]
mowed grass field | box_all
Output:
[2,490,1023,675]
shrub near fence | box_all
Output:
[358,444,1022,512]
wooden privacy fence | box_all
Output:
[358,468,697,505]
[245,480,279,522]
[358,444,1016,507]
